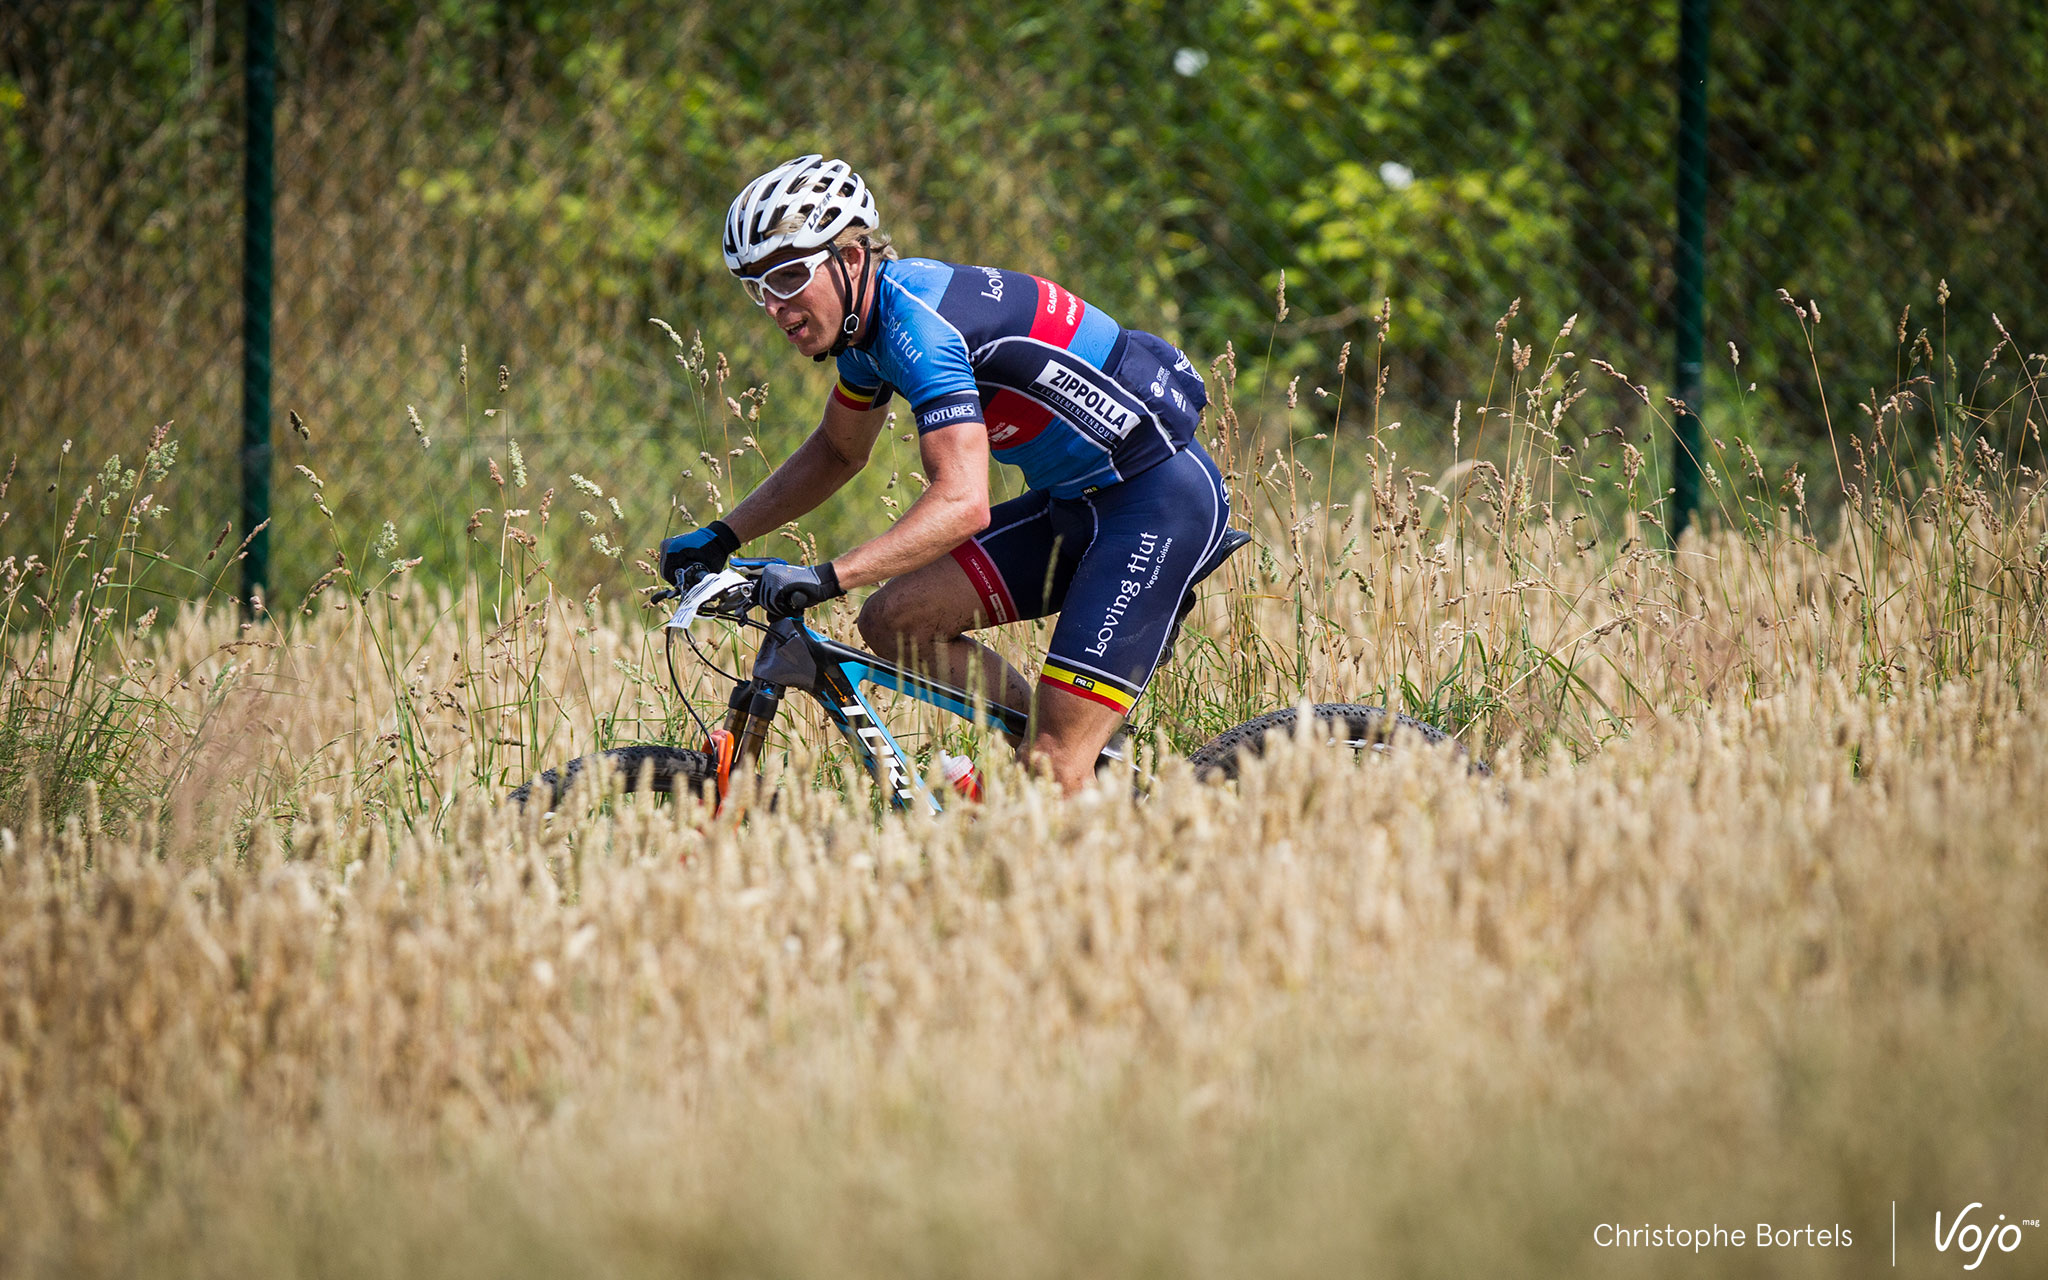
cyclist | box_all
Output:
[661,155,1230,794]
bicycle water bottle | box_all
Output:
[938,751,983,802]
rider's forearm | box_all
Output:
[720,429,865,544]
[830,482,988,590]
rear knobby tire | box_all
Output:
[508,745,716,808]
[1188,703,1464,783]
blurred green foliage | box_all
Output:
[3,0,2044,600]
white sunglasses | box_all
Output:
[737,248,834,306]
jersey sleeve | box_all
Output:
[831,352,894,412]
[874,283,984,433]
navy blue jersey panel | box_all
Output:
[835,258,1204,497]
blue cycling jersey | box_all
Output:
[831,257,1207,498]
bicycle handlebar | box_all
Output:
[654,557,788,625]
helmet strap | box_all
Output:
[817,241,878,362]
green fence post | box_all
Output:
[1671,0,1710,546]
[241,0,276,608]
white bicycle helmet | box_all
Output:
[723,154,879,273]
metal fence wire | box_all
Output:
[4,0,2045,602]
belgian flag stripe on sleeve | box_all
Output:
[833,377,882,411]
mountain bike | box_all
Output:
[510,530,1461,811]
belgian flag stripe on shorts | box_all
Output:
[1039,660,1138,713]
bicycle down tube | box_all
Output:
[720,611,1030,814]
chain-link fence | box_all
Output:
[5,0,2045,604]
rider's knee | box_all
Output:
[855,590,891,646]
[1028,699,1123,757]
[856,588,912,657]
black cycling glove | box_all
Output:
[658,521,741,587]
[759,561,844,617]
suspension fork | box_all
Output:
[721,677,783,772]
[703,676,783,809]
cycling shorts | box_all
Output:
[948,443,1232,716]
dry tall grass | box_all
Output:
[5,330,2048,1271]
[2,616,2045,1275]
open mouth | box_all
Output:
[781,318,809,342]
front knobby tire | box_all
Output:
[509,745,716,808]
[1187,703,1467,782]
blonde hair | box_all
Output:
[764,216,899,261]
[833,224,899,260]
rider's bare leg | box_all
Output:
[1024,682,1126,795]
[857,556,1033,720]
[859,556,1128,793]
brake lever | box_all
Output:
[705,583,761,622]
[650,563,715,610]
[665,568,752,630]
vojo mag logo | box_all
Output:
[1937,1204,2038,1270]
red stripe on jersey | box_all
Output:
[949,540,1018,625]
[1028,276,1084,347]
[983,388,1054,449]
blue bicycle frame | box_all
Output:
[704,532,1251,810]
[713,568,1031,813]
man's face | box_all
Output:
[752,245,859,359]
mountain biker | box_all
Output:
[660,154,1230,794]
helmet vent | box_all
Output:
[723,155,880,273]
